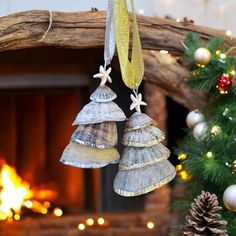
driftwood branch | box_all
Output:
[0,10,235,53]
[0,10,234,108]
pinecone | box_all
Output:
[182,191,228,236]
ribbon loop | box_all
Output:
[113,0,144,90]
[104,0,116,68]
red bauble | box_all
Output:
[217,74,232,94]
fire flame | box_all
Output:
[0,162,56,221]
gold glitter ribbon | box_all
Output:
[113,0,144,90]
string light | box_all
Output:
[53,207,63,217]
[206,152,213,159]
[160,50,169,54]
[43,201,51,208]
[78,223,86,231]
[178,153,187,161]
[176,163,191,181]
[230,70,236,76]
[41,208,48,215]
[226,30,232,36]
[176,164,183,172]
[8,212,13,218]
[97,217,105,225]
[223,108,229,116]
[218,89,228,95]
[0,215,7,220]
[24,200,33,208]
[86,218,95,226]
[14,214,20,221]
[138,9,144,15]
[179,170,191,181]
[225,162,231,167]
[146,221,155,229]
[220,54,226,60]
[196,64,205,68]
[73,217,159,232]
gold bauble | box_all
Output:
[211,125,222,136]
[194,47,211,66]
[232,160,236,175]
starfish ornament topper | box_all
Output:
[93,65,112,87]
[130,92,147,113]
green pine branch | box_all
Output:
[173,32,236,235]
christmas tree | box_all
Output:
[175,33,236,235]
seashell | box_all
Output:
[125,112,153,131]
[122,126,164,147]
[119,144,170,170]
[73,101,127,125]
[90,85,117,103]
[71,122,118,148]
[113,160,176,197]
[60,142,120,169]
[148,126,165,140]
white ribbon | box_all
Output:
[104,0,116,68]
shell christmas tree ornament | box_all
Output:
[60,66,126,168]
[113,92,176,197]
[60,0,127,169]
[112,0,176,197]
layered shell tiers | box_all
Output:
[60,85,126,168]
[113,112,176,197]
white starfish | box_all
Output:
[93,65,112,87]
[130,93,147,113]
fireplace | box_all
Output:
[0,47,176,236]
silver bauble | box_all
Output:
[223,184,236,212]
[193,122,208,140]
[186,110,205,128]
[194,47,211,66]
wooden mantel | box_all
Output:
[0,10,235,108]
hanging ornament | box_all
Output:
[223,184,236,212]
[60,0,127,169]
[231,160,236,175]
[113,92,176,197]
[111,0,176,197]
[216,74,232,94]
[60,67,126,168]
[186,110,205,128]
[193,122,208,140]
[194,47,211,67]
